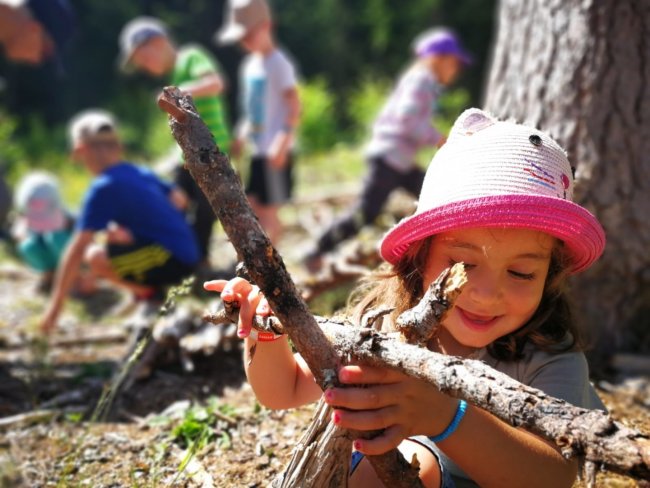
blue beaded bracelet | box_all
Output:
[430,400,468,443]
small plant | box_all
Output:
[160,275,194,316]
[171,406,215,450]
[170,399,240,483]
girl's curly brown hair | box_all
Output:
[351,235,582,361]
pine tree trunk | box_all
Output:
[484,0,650,363]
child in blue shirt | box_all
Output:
[40,110,199,334]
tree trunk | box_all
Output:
[484,0,650,363]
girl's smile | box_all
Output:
[456,307,501,331]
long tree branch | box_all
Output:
[159,87,423,487]
[205,306,650,481]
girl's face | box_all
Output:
[423,228,555,356]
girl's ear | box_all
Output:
[449,108,497,140]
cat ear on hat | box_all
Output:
[448,108,497,142]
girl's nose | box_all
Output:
[465,270,501,305]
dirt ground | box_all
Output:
[0,228,648,488]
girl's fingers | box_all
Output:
[352,424,407,456]
[203,278,262,338]
[331,405,399,432]
[338,364,403,385]
[203,279,228,292]
[236,285,263,338]
[325,384,398,410]
[221,277,255,300]
[255,296,272,316]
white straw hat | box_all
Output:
[380,108,606,274]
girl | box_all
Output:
[205,108,607,487]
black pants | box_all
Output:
[315,156,425,254]
[173,165,216,261]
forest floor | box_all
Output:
[0,208,648,488]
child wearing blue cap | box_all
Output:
[39,110,200,334]
[303,27,471,272]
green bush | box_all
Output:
[297,78,339,155]
[345,76,391,143]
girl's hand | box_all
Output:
[324,364,457,455]
[203,278,272,339]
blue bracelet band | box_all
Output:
[430,400,467,443]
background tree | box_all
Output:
[484,0,650,364]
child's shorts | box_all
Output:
[245,154,294,206]
[350,436,457,487]
[108,242,195,287]
[18,229,72,272]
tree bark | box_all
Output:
[484,0,650,363]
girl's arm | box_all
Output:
[442,405,578,488]
[326,365,577,488]
[204,278,321,409]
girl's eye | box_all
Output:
[509,270,535,281]
[448,259,474,270]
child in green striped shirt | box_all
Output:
[119,16,232,263]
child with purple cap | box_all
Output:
[205,108,607,487]
[303,27,471,272]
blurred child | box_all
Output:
[303,27,471,272]
[217,0,301,245]
[119,16,231,263]
[11,171,79,293]
[0,0,75,66]
[40,110,199,334]
[205,109,607,487]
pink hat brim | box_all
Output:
[380,195,606,274]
